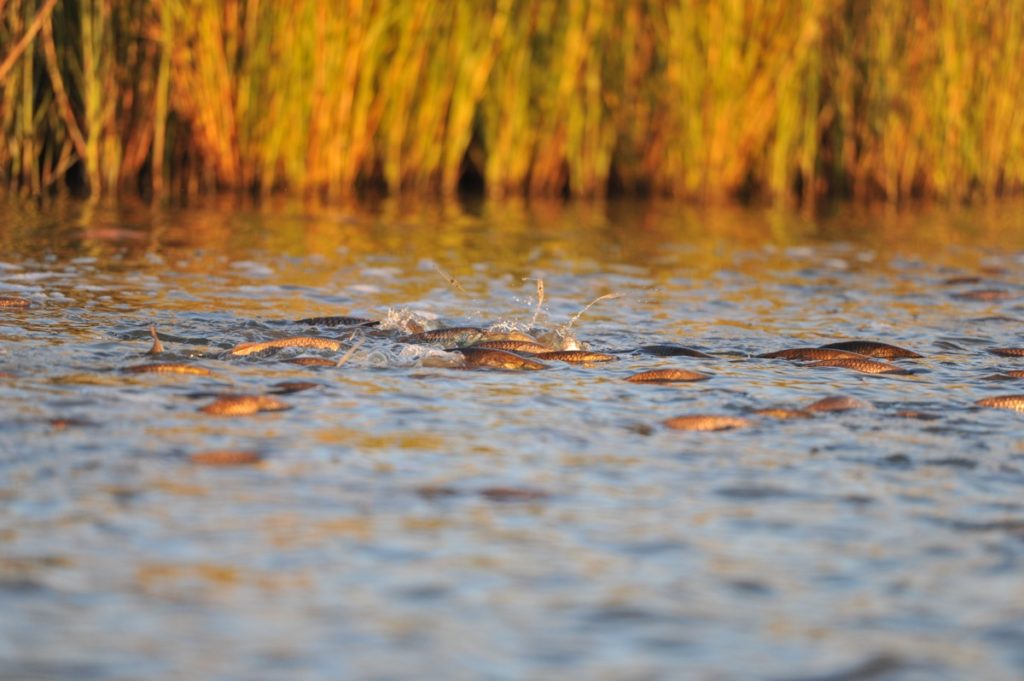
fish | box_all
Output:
[532,327,584,351]
[892,410,940,420]
[405,327,487,347]
[267,381,320,394]
[638,344,713,358]
[975,395,1024,413]
[983,372,1024,381]
[285,357,337,367]
[535,350,616,364]
[971,315,1021,323]
[758,347,871,361]
[199,394,291,415]
[467,340,553,354]
[752,408,812,419]
[456,348,549,370]
[663,415,750,431]
[942,276,983,285]
[803,395,871,413]
[295,316,378,327]
[146,324,165,355]
[479,487,550,502]
[415,485,460,499]
[807,358,912,375]
[228,336,343,357]
[124,363,213,376]
[625,368,711,383]
[953,289,1013,301]
[482,329,541,343]
[817,340,923,359]
[189,450,263,466]
[990,348,1024,357]
[49,417,95,429]
[0,296,31,308]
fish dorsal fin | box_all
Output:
[146,324,165,355]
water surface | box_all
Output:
[2,198,1024,680]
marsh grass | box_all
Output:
[1,0,1022,203]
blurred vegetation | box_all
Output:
[1,0,1022,203]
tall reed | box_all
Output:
[1,0,1022,203]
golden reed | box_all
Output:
[1,0,1022,203]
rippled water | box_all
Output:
[2,198,1024,680]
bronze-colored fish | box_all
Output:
[976,395,1024,413]
[953,289,1013,301]
[972,315,1020,323]
[533,329,584,351]
[990,348,1024,357]
[535,350,616,364]
[983,371,1024,381]
[804,395,871,413]
[638,344,713,358]
[295,316,378,327]
[817,341,923,359]
[482,330,541,343]
[124,363,212,376]
[752,408,812,419]
[942,276,983,285]
[0,296,30,308]
[199,394,290,415]
[758,347,870,361]
[406,327,486,347]
[664,415,750,431]
[456,348,548,370]
[415,485,460,499]
[286,357,337,367]
[479,487,550,502]
[808,358,912,375]
[892,410,940,420]
[228,336,343,357]
[268,381,320,394]
[625,368,711,383]
[146,324,165,355]
[49,417,95,429]
[468,340,553,354]
[189,450,263,466]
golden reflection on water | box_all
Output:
[5,196,1024,281]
